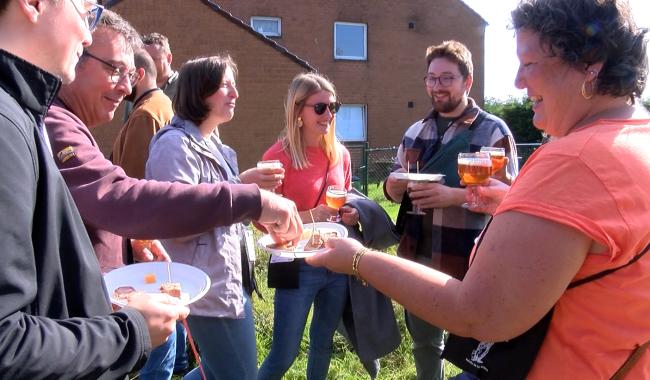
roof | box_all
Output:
[104,0,316,71]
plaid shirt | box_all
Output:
[391,98,518,279]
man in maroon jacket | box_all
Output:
[45,10,300,272]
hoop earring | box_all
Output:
[297,117,303,128]
[581,80,595,100]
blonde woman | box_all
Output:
[258,72,358,379]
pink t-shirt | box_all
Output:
[262,141,351,211]
[496,119,650,379]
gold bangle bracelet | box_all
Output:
[352,247,370,286]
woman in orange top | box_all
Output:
[306,0,650,378]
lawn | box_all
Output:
[171,182,462,380]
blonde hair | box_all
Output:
[282,72,341,170]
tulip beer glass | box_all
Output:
[458,152,492,208]
[479,146,506,176]
[325,186,347,222]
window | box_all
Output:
[251,17,281,37]
[336,105,366,142]
[334,22,367,60]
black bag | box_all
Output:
[442,219,650,380]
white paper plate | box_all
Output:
[258,222,348,258]
[389,172,445,182]
[103,262,211,306]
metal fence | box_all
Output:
[345,142,542,195]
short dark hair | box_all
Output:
[142,32,171,54]
[173,55,238,126]
[425,40,474,79]
[511,0,648,101]
[0,0,9,15]
[134,49,157,79]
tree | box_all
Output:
[484,97,542,143]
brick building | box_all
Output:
[101,0,486,170]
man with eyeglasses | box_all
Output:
[0,0,193,379]
[43,7,301,378]
[384,40,518,380]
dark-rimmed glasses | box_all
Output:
[82,50,140,86]
[303,101,341,115]
[423,75,459,88]
[69,0,104,31]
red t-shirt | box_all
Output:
[496,119,650,379]
[262,141,351,211]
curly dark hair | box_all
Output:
[511,0,648,101]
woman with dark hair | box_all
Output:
[146,55,281,380]
[306,1,650,378]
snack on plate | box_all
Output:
[114,286,137,301]
[160,282,182,298]
[144,273,156,284]
[304,230,339,251]
[267,240,295,250]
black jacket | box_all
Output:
[0,49,150,379]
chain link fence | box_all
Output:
[345,142,542,195]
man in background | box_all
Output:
[142,32,178,100]
[123,32,177,121]
[112,48,172,178]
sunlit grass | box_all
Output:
[172,182,462,379]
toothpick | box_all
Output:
[416,161,420,174]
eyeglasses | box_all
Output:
[303,101,341,115]
[69,0,104,31]
[82,50,140,86]
[423,75,459,88]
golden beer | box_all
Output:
[326,188,347,209]
[480,147,506,174]
[458,163,492,185]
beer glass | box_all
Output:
[480,146,506,176]
[325,185,347,222]
[458,152,492,208]
[256,160,283,191]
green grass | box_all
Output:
[170,182,462,379]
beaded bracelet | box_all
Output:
[352,247,370,286]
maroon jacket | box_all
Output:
[45,99,262,271]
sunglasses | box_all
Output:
[303,101,341,115]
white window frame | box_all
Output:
[335,104,367,142]
[250,16,282,37]
[334,22,367,60]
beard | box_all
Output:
[430,91,463,114]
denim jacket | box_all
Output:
[146,116,246,318]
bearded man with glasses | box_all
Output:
[384,40,519,380]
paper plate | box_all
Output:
[103,262,211,306]
[258,222,348,258]
[389,172,445,182]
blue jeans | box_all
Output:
[258,262,348,380]
[405,311,444,380]
[184,294,257,380]
[139,330,176,380]
[174,321,189,373]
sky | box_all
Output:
[460,0,650,100]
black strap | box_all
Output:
[569,242,650,289]
[471,220,650,289]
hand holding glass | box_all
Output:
[325,186,347,222]
[256,160,283,191]
[479,146,507,176]
[458,152,492,208]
